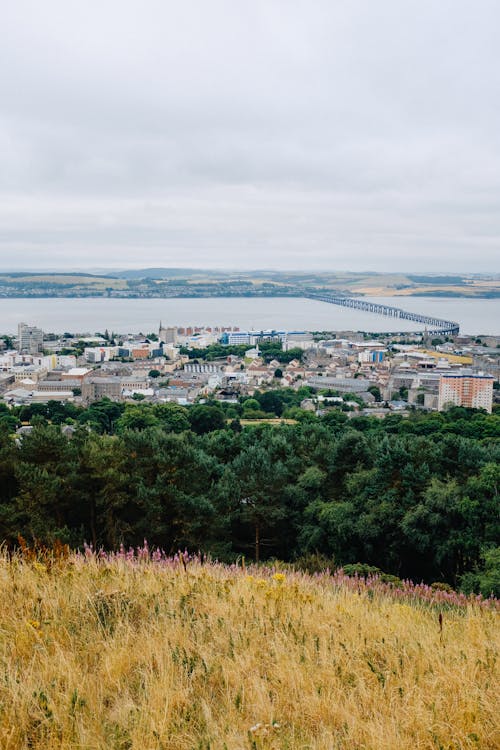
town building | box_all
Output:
[82,377,122,404]
[306,375,371,393]
[159,322,177,344]
[184,362,224,374]
[18,322,44,354]
[438,372,494,413]
[62,367,92,382]
[220,329,308,346]
[37,379,82,393]
[358,350,385,364]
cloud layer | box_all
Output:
[1,0,499,271]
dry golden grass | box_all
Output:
[0,554,498,750]
[350,285,487,297]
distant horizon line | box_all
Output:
[0,267,499,277]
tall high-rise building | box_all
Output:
[438,372,494,413]
[18,322,44,354]
[159,321,177,344]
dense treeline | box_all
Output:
[178,341,305,363]
[0,398,498,594]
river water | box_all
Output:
[0,296,498,336]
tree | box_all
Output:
[224,444,288,562]
[329,431,371,486]
[45,400,73,425]
[115,404,159,432]
[78,433,134,548]
[242,398,261,412]
[188,405,225,435]
[400,478,469,583]
[1,335,14,349]
[154,403,190,433]
[321,410,348,430]
[0,427,19,543]
[0,413,19,433]
[13,425,81,544]
[149,369,161,378]
[257,391,284,416]
[367,385,381,402]
[121,429,220,552]
[78,398,123,434]
[460,547,500,598]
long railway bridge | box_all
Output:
[306,292,460,335]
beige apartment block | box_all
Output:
[438,373,494,413]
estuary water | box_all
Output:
[0,296,498,336]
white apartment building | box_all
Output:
[18,322,44,354]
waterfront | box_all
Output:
[0,296,498,336]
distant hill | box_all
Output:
[0,272,118,279]
[0,269,498,297]
[114,267,224,279]
[407,275,465,284]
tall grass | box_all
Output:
[0,547,498,749]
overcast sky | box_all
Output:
[1,0,499,272]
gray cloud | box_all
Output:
[0,0,499,271]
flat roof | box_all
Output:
[66,367,91,375]
[441,373,493,379]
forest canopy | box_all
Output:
[0,399,498,595]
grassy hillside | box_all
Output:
[1,549,498,749]
[0,273,126,289]
[0,270,498,297]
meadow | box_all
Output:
[0,547,498,750]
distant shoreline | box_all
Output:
[0,291,499,300]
